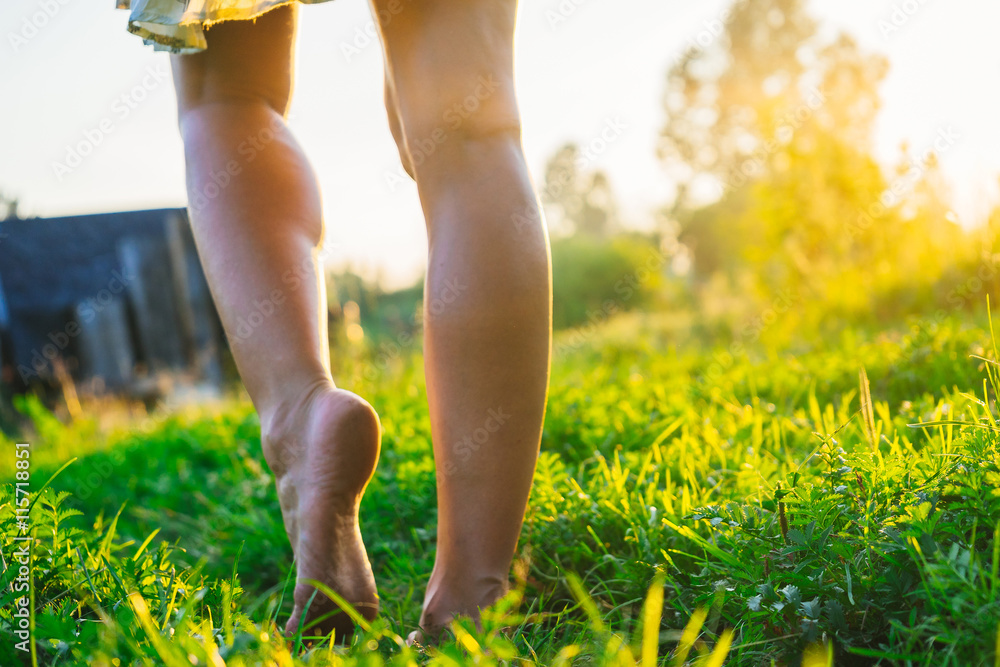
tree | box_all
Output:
[659,0,822,212]
[542,143,619,238]
[657,1,883,278]
[656,0,970,322]
[0,192,20,221]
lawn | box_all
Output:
[1,310,999,666]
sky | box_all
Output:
[1,0,999,288]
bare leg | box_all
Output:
[170,6,380,640]
[372,0,552,637]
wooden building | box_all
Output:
[0,208,228,397]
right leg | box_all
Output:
[372,0,552,638]
[170,6,380,640]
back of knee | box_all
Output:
[437,72,520,139]
[378,2,522,164]
[172,56,292,126]
[397,76,522,167]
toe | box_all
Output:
[283,611,301,640]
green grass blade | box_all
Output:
[640,575,665,667]
[702,628,732,667]
[670,607,707,667]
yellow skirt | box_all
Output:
[116,0,332,54]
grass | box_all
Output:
[1,308,999,665]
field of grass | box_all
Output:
[2,309,1000,666]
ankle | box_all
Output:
[420,569,509,631]
[259,378,331,469]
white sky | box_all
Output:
[1,0,998,288]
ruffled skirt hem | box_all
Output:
[116,0,333,53]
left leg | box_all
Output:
[372,0,552,638]
[170,6,380,640]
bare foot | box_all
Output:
[408,571,509,645]
[261,384,381,642]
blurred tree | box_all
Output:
[0,192,20,221]
[660,0,889,213]
[540,143,675,329]
[659,0,819,211]
[542,143,619,238]
[657,0,970,322]
[550,234,665,329]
